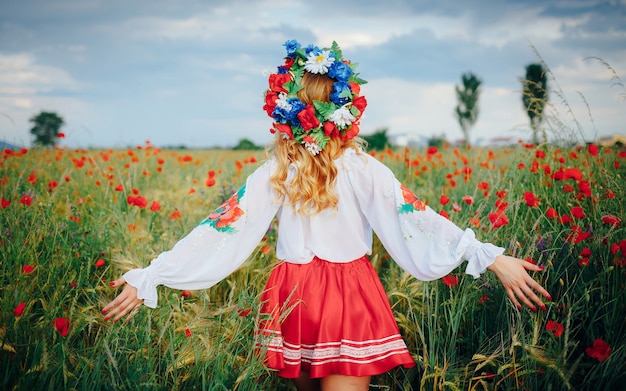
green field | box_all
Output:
[1,142,624,390]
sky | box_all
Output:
[1,0,625,149]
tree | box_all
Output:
[29,111,64,148]
[521,64,549,144]
[233,138,262,150]
[454,72,482,145]
[361,128,390,151]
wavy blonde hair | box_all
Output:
[269,72,365,215]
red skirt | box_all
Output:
[255,255,416,379]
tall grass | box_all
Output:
[1,140,624,390]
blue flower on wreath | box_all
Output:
[284,39,301,57]
[328,61,353,81]
[304,44,319,56]
[330,81,352,105]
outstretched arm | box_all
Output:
[488,255,551,310]
[101,278,144,322]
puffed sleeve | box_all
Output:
[346,153,504,281]
[123,159,281,308]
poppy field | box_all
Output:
[1,140,625,390]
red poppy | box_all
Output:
[462,195,474,205]
[181,290,191,298]
[571,206,586,219]
[535,150,546,159]
[1,197,10,209]
[169,210,182,219]
[546,320,564,337]
[578,181,591,198]
[48,180,58,192]
[478,295,489,303]
[127,195,148,208]
[565,225,590,244]
[14,302,26,317]
[439,209,450,219]
[601,215,621,227]
[488,211,509,229]
[20,195,33,206]
[150,200,161,212]
[441,274,458,287]
[585,338,611,362]
[588,143,599,156]
[57,132,65,138]
[477,181,489,190]
[205,178,216,187]
[546,207,559,219]
[95,259,105,268]
[53,317,70,337]
[427,146,438,155]
[440,195,450,205]
[523,191,540,207]
[22,264,35,274]
[495,190,507,199]
[185,328,192,338]
[115,184,124,192]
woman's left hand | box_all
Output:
[487,255,552,311]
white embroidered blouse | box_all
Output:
[124,148,504,308]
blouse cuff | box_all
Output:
[123,268,159,308]
[457,228,505,278]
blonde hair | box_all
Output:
[269,72,365,215]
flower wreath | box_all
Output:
[263,39,368,155]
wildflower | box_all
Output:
[53,317,70,337]
[479,295,490,303]
[48,180,58,192]
[477,181,489,190]
[439,209,450,219]
[546,207,559,219]
[127,195,148,208]
[565,225,590,244]
[95,259,105,268]
[238,308,251,316]
[57,132,65,138]
[22,264,35,274]
[523,191,540,207]
[261,245,271,255]
[181,290,191,298]
[115,184,124,192]
[427,146,438,155]
[185,328,192,338]
[546,320,564,337]
[150,200,161,212]
[452,202,462,212]
[462,195,474,205]
[14,302,26,317]
[535,150,546,159]
[1,197,10,208]
[488,211,509,229]
[571,206,586,219]
[440,195,450,205]
[585,338,611,362]
[169,210,182,219]
[20,195,33,206]
[588,143,599,156]
[441,274,458,287]
[601,215,621,227]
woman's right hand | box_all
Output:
[101,278,144,323]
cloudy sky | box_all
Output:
[1,0,624,149]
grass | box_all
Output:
[1,141,625,390]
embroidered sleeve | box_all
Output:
[123,160,280,308]
[348,154,503,280]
